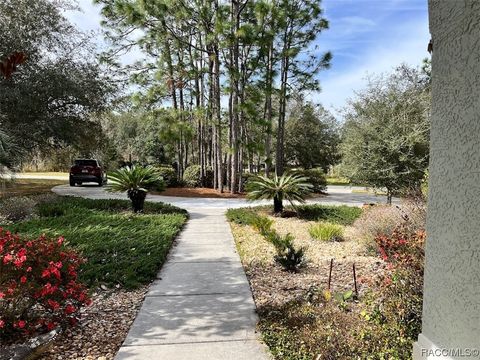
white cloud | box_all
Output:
[65,0,103,32]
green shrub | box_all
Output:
[264,232,305,271]
[0,196,36,222]
[296,204,362,225]
[241,172,257,188]
[297,168,327,193]
[252,216,274,237]
[309,222,344,242]
[275,244,305,272]
[225,208,261,226]
[183,165,214,188]
[154,165,178,187]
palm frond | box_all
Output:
[246,172,313,209]
[106,165,164,193]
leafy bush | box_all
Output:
[0,229,90,340]
[225,208,261,226]
[0,196,36,222]
[275,243,305,272]
[6,197,187,289]
[183,165,214,188]
[252,216,274,237]
[247,173,313,213]
[154,165,178,187]
[362,229,425,357]
[241,172,257,188]
[264,231,305,271]
[296,204,362,225]
[309,222,344,242]
[297,168,327,193]
[350,200,426,249]
[107,165,165,212]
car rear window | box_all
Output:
[75,160,98,167]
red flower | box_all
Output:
[26,266,32,272]
[47,299,60,310]
[20,276,27,284]
[42,269,51,278]
[14,255,27,267]
[0,319,4,328]
[0,292,4,299]
[3,253,12,264]
[47,322,56,331]
[16,320,26,329]
[57,237,64,245]
[64,304,76,315]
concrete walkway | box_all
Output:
[115,208,270,360]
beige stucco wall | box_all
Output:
[414,1,480,358]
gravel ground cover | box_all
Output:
[228,206,388,359]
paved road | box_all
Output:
[52,184,392,210]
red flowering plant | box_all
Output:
[0,228,91,340]
[357,228,426,356]
[375,227,425,273]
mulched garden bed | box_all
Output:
[245,260,385,309]
[39,287,147,360]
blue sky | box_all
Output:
[65,0,430,117]
[314,0,430,115]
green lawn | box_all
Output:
[326,176,351,186]
[2,197,187,289]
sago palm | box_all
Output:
[106,165,165,213]
[247,173,313,213]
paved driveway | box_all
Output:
[52,184,393,210]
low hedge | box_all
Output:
[154,166,179,187]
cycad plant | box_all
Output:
[247,173,313,214]
[106,165,165,213]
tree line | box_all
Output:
[96,0,332,193]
